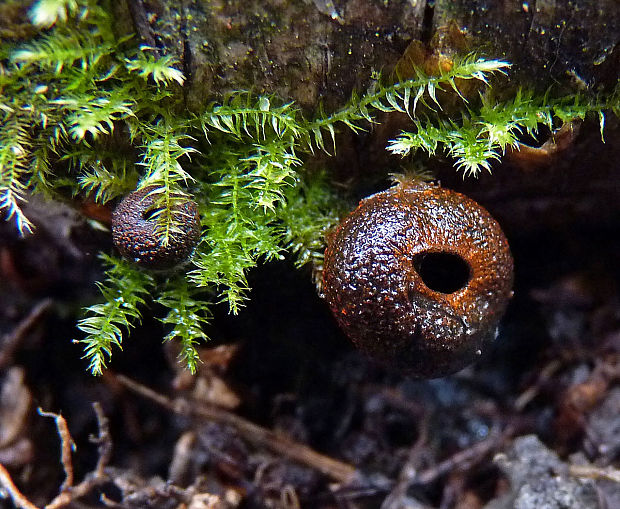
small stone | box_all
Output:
[487,435,601,509]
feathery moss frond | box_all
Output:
[448,118,501,175]
[55,90,135,140]
[281,171,345,273]
[199,93,302,141]
[157,275,211,374]
[387,89,617,176]
[77,159,135,203]
[188,143,290,313]
[125,48,185,86]
[0,111,35,234]
[239,141,300,212]
[307,55,510,152]
[136,120,198,245]
[29,0,80,28]
[12,31,115,74]
[76,254,155,375]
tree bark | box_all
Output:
[123,0,619,111]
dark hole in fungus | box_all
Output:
[413,252,471,294]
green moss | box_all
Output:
[1,0,618,374]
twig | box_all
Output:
[0,299,53,370]
[514,360,562,411]
[42,403,113,509]
[0,463,38,509]
[414,427,513,485]
[0,367,32,450]
[569,464,620,483]
[113,374,356,482]
[38,410,75,492]
[91,402,112,478]
[381,417,430,509]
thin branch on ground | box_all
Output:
[414,426,514,485]
[0,403,114,509]
[45,402,113,509]
[0,299,53,370]
[113,373,357,482]
[380,416,430,509]
[0,463,38,509]
[38,409,75,492]
[514,360,562,411]
[569,464,620,483]
[91,402,112,478]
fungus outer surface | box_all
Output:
[112,186,201,269]
[322,180,514,378]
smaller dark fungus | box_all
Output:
[323,180,514,378]
[112,186,200,269]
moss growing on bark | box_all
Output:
[1,0,617,374]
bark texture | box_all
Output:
[124,0,619,110]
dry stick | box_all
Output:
[38,410,75,492]
[0,299,53,370]
[114,374,356,483]
[514,360,562,411]
[45,402,113,509]
[39,403,113,508]
[46,471,109,509]
[414,426,513,485]
[380,417,430,509]
[0,409,76,509]
[569,464,620,483]
[91,402,112,478]
[0,463,39,509]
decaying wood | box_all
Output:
[119,0,619,110]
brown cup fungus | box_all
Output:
[323,180,514,378]
[112,186,200,269]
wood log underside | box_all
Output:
[122,0,619,111]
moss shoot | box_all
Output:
[1,0,617,374]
